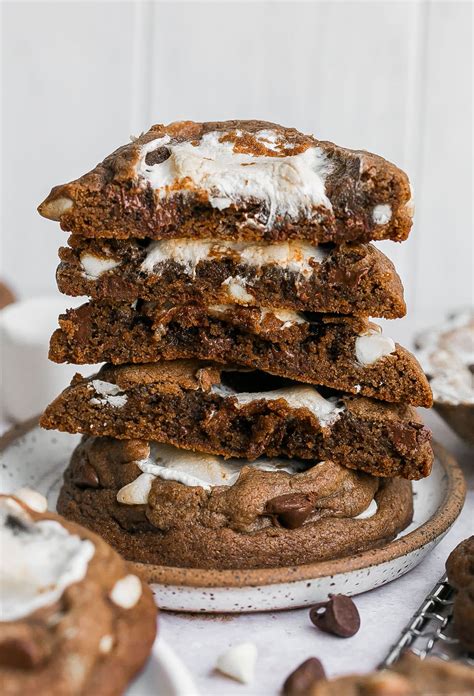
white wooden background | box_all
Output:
[1,0,472,336]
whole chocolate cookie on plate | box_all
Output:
[0,494,157,696]
[57,435,413,570]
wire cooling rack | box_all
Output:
[380,574,474,668]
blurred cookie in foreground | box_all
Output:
[284,652,474,695]
[0,493,157,696]
[0,281,15,310]
[446,536,474,652]
[415,309,474,444]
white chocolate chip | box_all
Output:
[80,253,120,279]
[221,276,254,304]
[355,332,395,365]
[216,642,257,684]
[372,203,392,225]
[14,488,48,513]
[109,574,142,609]
[41,196,73,220]
[99,634,114,654]
[117,473,154,505]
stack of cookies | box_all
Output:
[39,120,433,570]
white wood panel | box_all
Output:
[1,0,472,323]
[1,0,136,298]
[411,0,473,320]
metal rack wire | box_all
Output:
[380,574,474,668]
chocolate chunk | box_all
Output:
[72,461,100,489]
[309,594,360,637]
[266,493,314,529]
[0,634,49,669]
[389,422,418,453]
[282,657,326,695]
[145,146,170,166]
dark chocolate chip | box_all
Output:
[0,637,45,669]
[388,422,418,453]
[309,594,360,637]
[145,146,170,166]
[72,461,100,489]
[5,514,29,533]
[282,657,326,696]
[266,494,314,529]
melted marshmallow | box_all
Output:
[141,238,328,279]
[80,253,120,279]
[353,499,378,519]
[0,498,95,621]
[89,379,128,408]
[136,130,333,226]
[355,328,396,365]
[214,384,344,427]
[117,443,310,502]
[372,204,392,225]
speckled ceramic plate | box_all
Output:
[0,420,466,613]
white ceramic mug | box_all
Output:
[0,295,95,422]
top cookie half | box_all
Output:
[38,120,413,243]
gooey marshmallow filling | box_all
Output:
[116,444,378,521]
[0,498,95,621]
[117,443,310,502]
[212,383,345,427]
[89,380,128,408]
[140,238,328,282]
[136,130,334,227]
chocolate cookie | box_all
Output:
[416,309,474,444]
[49,301,431,407]
[56,436,413,570]
[446,536,474,651]
[0,494,157,695]
[38,120,413,244]
[41,361,434,479]
[56,237,406,318]
[307,652,474,695]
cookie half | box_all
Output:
[57,238,406,319]
[0,495,157,696]
[49,301,432,407]
[57,436,413,570]
[41,360,434,479]
[446,536,474,651]
[38,120,413,244]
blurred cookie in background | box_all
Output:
[415,309,474,444]
[0,492,157,696]
[0,281,15,310]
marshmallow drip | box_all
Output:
[0,499,95,621]
[136,130,333,227]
